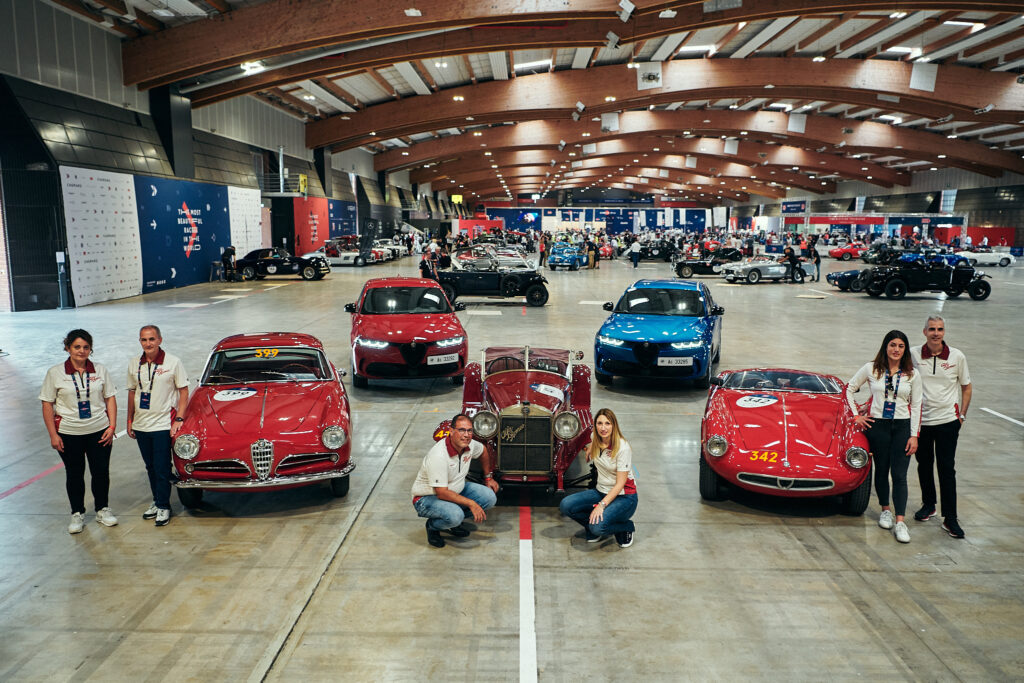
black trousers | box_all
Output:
[58,430,112,514]
[865,418,911,516]
[917,420,961,519]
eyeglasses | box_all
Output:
[452,428,473,434]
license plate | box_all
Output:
[658,357,693,367]
[428,353,459,365]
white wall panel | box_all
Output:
[331,147,374,176]
[798,169,1024,202]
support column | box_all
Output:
[149,86,194,178]
[314,147,332,197]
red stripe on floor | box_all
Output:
[518,490,532,540]
[0,463,64,501]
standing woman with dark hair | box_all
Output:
[847,330,922,543]
[559,408,638,547]
[39,330,119,534]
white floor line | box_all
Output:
[1004,282,1024,287]
[210,295,246,300]
[796,294,827,299]
[165,302,208,308]
[465,310,502,316]
[519,538,538,683]
[806,288,833,296]
[219,288,254,292]
[578,300,608,305]
[980,407,1024,427]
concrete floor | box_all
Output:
[1,252,1022,682]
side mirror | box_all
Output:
[344,303,356,313]
[602,302,614,311]
[337,368,347,377]
[712,305,725,316]
[454,302,466,311]
[710,376,724,386]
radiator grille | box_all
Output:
[251,439,274,480]
[497,416,552,473]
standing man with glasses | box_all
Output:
[127,325,189,527]
[411,414,500,548]
[910,315,972,538]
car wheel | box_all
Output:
[841,252,852,261]
[241,265,256,280]
[968,258,978,266]
[451,373,464,386]
[679,265,694,278]
[944,287,963,298]
[999,257,1011,267]
[699,454,727,501]
[838,283,849,291]
[849,275,866,293]
[967,279,991,301]
[500,275,521,297]
[746,269,761,284]
[694,359,713,390]
[569,262,580,271]
[329,476,350,498]
[301,265,317,280]
[884,279,907,299]
[525,284,549,307]
[441,284,457,303]
[354,256,366,267]
[352,373,368,389]
[595,371,613,386]
[841,465,872,515]
[792,268,805,284]
[177,487,203,509]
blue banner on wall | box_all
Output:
[683,209,706,233]
[328,199,357,237]
[135,176,231,293]
[782,200,808,214]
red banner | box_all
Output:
[293,197,329,253]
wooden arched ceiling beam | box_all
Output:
[464,175,754,202]
[308,59,1024,150]
[122,0,1024,89]
[457,167,769,195]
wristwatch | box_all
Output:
[174,417,184,422]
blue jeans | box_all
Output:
[631,252,639,268]
[135,430,173,509]
[559,489,637,536]
[413,482,497,531]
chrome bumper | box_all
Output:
[174,462,355,489]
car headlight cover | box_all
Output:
[356,337,389,349]
[553,412,581,440]
[472,411,499,439]
[671,339,703,350]
[436,336,464,348]
[705,435,728,457]
[598,334,625,347]
[174,434,200,460]
[845,446,869,469]
[321,425,347,449]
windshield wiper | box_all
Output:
[207,373,245,384]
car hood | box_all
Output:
[192,382,333,435]
[600,314,708,342]
[354,313,464,342]
[718,390,844,459]
[483,371,571,414]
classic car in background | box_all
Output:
[345,277,468,388]
[860,244,903,264]
[455,244,534,271]
[721,256,805,284]
[699,368,872,515]
[172,333,354,507]
[546,243,588,270]
[897,250,969,267]
[863,261,991,300]
[237,248,330,280]
[374,239,404,261]
[672,247,744,278]
[303,237,367,267]
[826,268,869,292]
[828,244,868,260]
[435,254,550,306]
[594,279,724,388]
[598,242,615,258]
[953,247,1016,267]
[433,346,594,491]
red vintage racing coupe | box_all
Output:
[345,277,468,388]
[699,368,871,514]
[433,346,594,491]
[828,243,868,260]
[172,333,354,507]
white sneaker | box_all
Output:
[95,507,119,527]
[894,521,911,543]
[68,512,85,534]
[142,504,159,520]
[878,509,894,530]
[155,508,171,527]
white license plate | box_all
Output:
[658,356,693,367]
[428,353,459,365]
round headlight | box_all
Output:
[845,446,869,469]
[705,435,728,457]
[321,426,347,449]
[553,412,581,440]
[174,434,200,460]
[472,411,499,439]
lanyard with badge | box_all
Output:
[70,368,91,419]
[137,357,158,410]
[882,368,901,419]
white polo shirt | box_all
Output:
[39,360,117,435]
[846,362,923,436]
[593,438,637,495]
[127,349,189,432]
[411,437,484,498]
[910,343,971,426]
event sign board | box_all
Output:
[293,197,329,253]
[328,199,357,237]
[227,186,263,256]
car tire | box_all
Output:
[699,454,727,501]
[792,269,805,284]
[944,287,963,298]
[967,280,991,301]
[569,262,580,271]
[441,284,457,303]
[838,283,849,291]
[525,284,549,307]
[694,359,713,390]
[241,265,256,280]
[329,475,350,498]
[301,265,317,280]
[451,373,464,386]
[849,275,866,293]
[678,265,694,278]
[500,275,521,297]
[841,465,872,515]
[841,252,851,261]
[595,371,613,386]
[999,257,1011,267]
[354,256,366,267]
[177,487,203,509]
[968,258,978,266]
[746,269,761,284]
[352,373,368,389]
[884,279,907,299]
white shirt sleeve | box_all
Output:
[100,364,117,399]
[424,449,449,489]
[846,363,872,415]
[615,441,632,472]
[909,371,923,436]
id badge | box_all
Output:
[138,392,152,410]
[78,400,92,419]
[881,401,896,419]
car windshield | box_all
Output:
[361,286,451,314]
[483,347,571,377]
[723,370,841,394]
[203,347,331,384]
[614,288,706,316]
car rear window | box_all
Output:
[203,347,330,383]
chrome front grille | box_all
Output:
[251,439,274,480]
[497,416,552,473]
[737,473,834,491]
